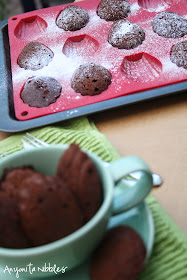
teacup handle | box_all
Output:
[107,155,153,215]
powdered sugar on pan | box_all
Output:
[14,45,80,83]
[130,2,140,14]
[153,3,169,12]
[146,3,169,12]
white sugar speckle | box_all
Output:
[115,21,133,36]
[154,3,169,12]
[130,3,140,14]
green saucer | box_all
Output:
[1,200,154,280]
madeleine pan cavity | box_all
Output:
[14,16,47,41]
[121,53,162,82]
[138,0,184,10]
[63,35,99,61]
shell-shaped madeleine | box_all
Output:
[56,5,89,31]
[97,0,131,21]
[108,19,145,49]
[18,42,54,71]
[170,40,187,69]
[21,76,62,108]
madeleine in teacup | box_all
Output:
[0,144,103,249]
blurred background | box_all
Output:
[0,0,74,20]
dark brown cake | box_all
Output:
[56,5,89,31]
[108,19,145,49]
[18,173,84,247]
[90,225,146,280]
[21,76,62,108]
[1,166,36,198]
[152,12,187,39]
[170,40,187,69]
[97,0,131,21]
[56,143,103,223]
[71,62,112,96]
[17,42,54,71]
[0,192,31,249]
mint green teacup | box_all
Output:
[0,145,153,278]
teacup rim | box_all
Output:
[0,144,113,257]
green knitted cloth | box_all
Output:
[0,117,187,280]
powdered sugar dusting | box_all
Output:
[143,3,169,12]
[113,20,133,37]
[153,3,169,12]
[87,10,102,26]
[14,46,80,83]
[130,2,140,14]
